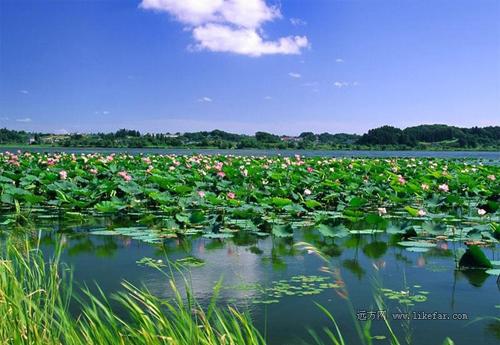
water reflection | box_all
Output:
[1,216,499,345]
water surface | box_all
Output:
[3,214,499,345]
[2,146,499,160]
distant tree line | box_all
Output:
[357,125,499,149]
[0,124,498,150]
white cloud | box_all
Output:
[288,72,301,78]
[19,90,29,94]
[140,0,279,28]
[198,96,213,102]
[290,17,306,26]
[264,95,272,100]
[192,24,307,56]
[140,0,309,57]
[335,58,344,63]
[16,117,32,122]
[334,81,358,88]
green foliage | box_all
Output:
[0,239,265,345]
[357,124,500,149]
[459,245,493,269]
[1,124,499,149]
[0,153,498,244]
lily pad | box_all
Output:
[485,269,500,275]
[397,241,436,248]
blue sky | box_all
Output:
[0,0,499,135]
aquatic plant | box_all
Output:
[1,153,498,245]
[0,239,265,345]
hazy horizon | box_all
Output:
[1,0,499,135]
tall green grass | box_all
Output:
[0,239,265,345]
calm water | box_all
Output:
[2,215,499,345]
[2,146,500,160]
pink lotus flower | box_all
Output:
[59,170,67,180]
[8,155,20,166]
[89,168,98,175]
[214,162,223,171]
[398,175,406,184]
[146,165,154,174]
[118,171,132,182]
[227,192,235,199]
[197,191,206,198]
[487,175,496,181]
[304,188,312,195]
[477,208,486,216]
[438,184,449,192]
[217,171,226,178]
[307,167,314,173]
[417,209,427,217]
[377,207,387,216]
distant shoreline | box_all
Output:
[2,124,499,151]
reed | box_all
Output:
[0,239,265,345]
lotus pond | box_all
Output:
[1,151,499,344]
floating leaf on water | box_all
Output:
[411,294,428,302]
[202,232,234,239]
[485,269,500,276]
[252,299,279,305]
[405,247,430,253]
[176,256,205,267]
[89,230,120,236]
[490,260,500,267]
[397,241,436,248]
[136,257,166,268]
[349,229,383,235]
